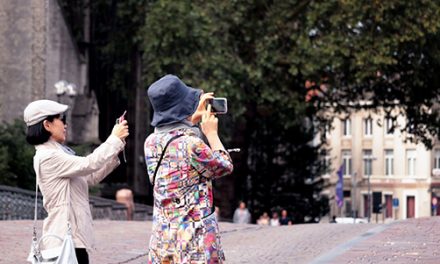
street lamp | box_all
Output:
[54,81,77,143]
[363,155,376,223]
[55,80,77,102]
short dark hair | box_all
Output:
[26,115,59,145]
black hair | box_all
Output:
[26,115,59,145]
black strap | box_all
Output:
[152,134,184,186]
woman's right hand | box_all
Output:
[112,120,129,140]
[200,105,226,151]
[191,92,214,124]
[200,104,218,137]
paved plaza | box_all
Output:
[1,217,440,263]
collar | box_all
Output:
[35,139,76,155]
[154,120,202,138]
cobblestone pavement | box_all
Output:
[1,217,440,263]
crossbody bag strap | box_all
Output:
[32,154,41,243]
[66,179,72,234]
[31,154,42,259]
[152,134,184,186]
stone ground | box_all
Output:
[1,217,440,263]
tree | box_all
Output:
[141,0,327,222]
[0,120,35,189]
[296,0,440,147]
[61,0,151,200]
[59,0,440,221]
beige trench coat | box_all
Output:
[34,135,124,250]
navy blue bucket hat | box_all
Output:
[148,74,202,127]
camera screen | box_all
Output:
[209,98,227,114]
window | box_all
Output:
[364,118,373,136]
[385,149,394,176]
[406,149,416,176]
[320,149,331,174]
[385,118,393,135]
[344,191,352,216]
[325,124,331,138]
[342,150,352,176]
[363,150,373,176]
[434,149,440,169]
[344,200,352,217]
[342,118,351,136]
[324,154,331,170]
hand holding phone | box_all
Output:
[116,110,127,124]
[208,98,227,114]
[114,110,127,163]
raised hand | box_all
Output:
[191,92,214,124]
[112,120,129,140]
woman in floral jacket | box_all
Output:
[144,75,233,263]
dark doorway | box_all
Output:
[385,195,393,218]
[406,196,415,218]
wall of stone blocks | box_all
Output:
[0,0,99,144]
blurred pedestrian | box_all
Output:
[24,99,129,263]
[233,201,251,224]
[214,206,221,221]
[270,212,280,226]
[257,212,270,226]
[144,75,233,263]
[116,188,135,221]
[279,209,293,225]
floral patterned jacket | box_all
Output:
[144,127,233,263]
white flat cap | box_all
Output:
[23,100,68,126]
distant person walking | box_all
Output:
[144,75,234,263]
[116,188,135,221]
[257,212,270,226]
[270,212,280,226]
[233,201,251,224]
[279,209,293,225]
[24,99,129,263]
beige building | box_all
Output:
[323,109,440,222]
[0,0,98,144]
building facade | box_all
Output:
[0,0,98,144]
[323,109,440,222]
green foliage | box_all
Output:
[141,0,326,222]
[298,0,440,147]
[0,120,35,190]
[60,0,440,220]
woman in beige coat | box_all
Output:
[24,99,129,263]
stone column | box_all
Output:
[31,0,47,100]
[133,49,151,201]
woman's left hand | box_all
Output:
[191,92,214,124]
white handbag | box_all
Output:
[27,154,78,264]
[27,226,78,264]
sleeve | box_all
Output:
[233,209,239,223]
[40,135,124,179]
[246,210,251,223]
[144,137,157,184]
[188,137,234,179]
[86,155,121,185]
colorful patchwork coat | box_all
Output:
[144,127,233,263]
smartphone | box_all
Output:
[116,110,127,124]
[115,110,127,162]
[208,98,227,114]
